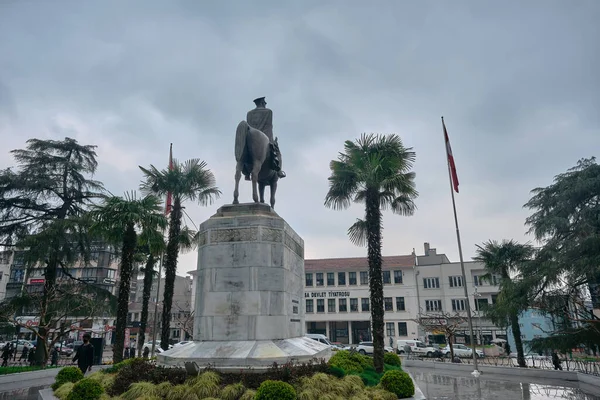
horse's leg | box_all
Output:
[259,182,266,203]
[251,160,262,203]
[270,177,277,208]
[233,160,242,204]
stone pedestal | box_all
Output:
[157,203,330,371]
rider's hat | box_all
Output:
[253,97,266,105]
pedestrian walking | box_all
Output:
[72,333,94,374]
[552,351,563,370]
[50,346,59,366]
[1,343,10,367]
[19,345,29,361]
[27,346,36,366]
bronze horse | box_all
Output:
[233,120,281,208]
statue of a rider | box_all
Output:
[245,97,286,180]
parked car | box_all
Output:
[442,344,484,358]
[58,346,73,356]
[355,341,394,355]
[71,340,84,351]
[173,341,191,347]
[396,339,442,358]
[9,339,36,352]
[305,333,338,350]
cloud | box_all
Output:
[1,0,599,275]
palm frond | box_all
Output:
[347,219,368,247]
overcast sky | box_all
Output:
[1,1,599,276]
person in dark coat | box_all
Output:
[50,346,59,366]
[72,333,94,374]
[27,346,36,365]
[143,346,149,359]
[552,351,563,370]
[1,343,10,367]
[19,345,29,361]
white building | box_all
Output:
[0,251,12,301]
[304,243,506,346]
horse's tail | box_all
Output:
[235,121,248,162]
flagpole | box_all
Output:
[442,116,480,376]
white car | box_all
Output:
[173,341,191,347]
[443,344,484,358]
[355,341,394,355]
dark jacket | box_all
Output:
[73,343,94,370]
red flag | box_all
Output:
[165,143,173,215]
[443,118,459,193]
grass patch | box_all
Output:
[0,365,60,375]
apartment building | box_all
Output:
[304,243,506,346]
[2,243,120,342]
[0,251,12,301]
[127,275,193,344]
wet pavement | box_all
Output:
[407,367,600,399]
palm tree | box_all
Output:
[325,134,418,372]
[135,226,164,357]
[91,193,167,363]
[140,159,220,350]
[473,239,535,368]
[136,225,198,356]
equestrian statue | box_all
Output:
[233,97,286,208]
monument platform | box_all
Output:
[158,203,330,371]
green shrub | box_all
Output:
[356,366,381,387]
[54,382,75,400]
[108,358,156,395]
[66,378,104,400]
[366,387,397,400]
[380,370,415,398]
[239,389,256,400]
[255,380,296,400]
[328,350,373,374]
[87,371,115,390]
[221,382,246,400]
[52,366,84,390]
[102,358,136,374]
[155,381,173,397]
[121,381,158,400]
[328,365,346,378]
[383,352,401,367]
[166,384,199,400]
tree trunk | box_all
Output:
[138,254,155,357]
[113,223,137,363]
[448,336,455,360]
[161,198,182,351]
[510,312,526,367]
[35,255,57,365]
[365,189,385,373]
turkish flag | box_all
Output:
[443,120,459,193]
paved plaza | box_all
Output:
[407,367,600,400]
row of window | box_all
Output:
[386,322,409,337]
[425,298,491,312]
[305,270,403,287]
[305,297,406,313]
[306,272,499,289]
[423,275,499,289]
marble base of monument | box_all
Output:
[157,338,331,372]
[157,203,330,371]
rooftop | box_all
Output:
[305,255,415,272]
